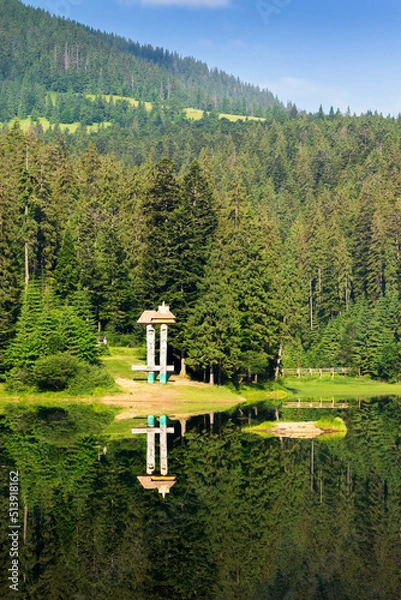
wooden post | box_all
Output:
[147,415,155,474]
[133,417,175,497]
[147,324,156,384]
[160,415,168,475]
[159,324,168,384]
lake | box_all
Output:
[0,397,400,599]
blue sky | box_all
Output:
[22,0,401,115]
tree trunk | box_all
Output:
[274,338,284,381]
[180,352,187,377]
[209,366,214,385]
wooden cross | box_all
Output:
[132,416,176,497]
[133,304,176,384]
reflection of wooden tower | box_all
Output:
[132,415,176,498]
[132,303,176,384]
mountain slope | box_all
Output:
[0,0,281,119]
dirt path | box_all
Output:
[98,377,245,419]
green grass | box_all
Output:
[183,107,204,120]
[239,384,287,403]
[101,345,146,379]
[243,416,347,440]
[219,113,265,122]
[280,375,401,399]
[0,346,244,423]
[0,382,118,402]
[243,420,276,437]
[315,416,347,431]
[4,346,399,438]
[85,93,153,111]
[1,117,111,133]
[2,93,264,133]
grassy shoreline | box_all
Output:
[1,347,401,426]
[276,376,401,400]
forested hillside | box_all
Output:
[0,0,280,123]
[2,104,401,384]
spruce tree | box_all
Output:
[225,205,281,379]
[185,247,241,384]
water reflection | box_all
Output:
[0,398,400,599]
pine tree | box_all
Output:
[226,205,281,379]
[185,246,241,384]
[137,157,181,305]
[168,160,217,353]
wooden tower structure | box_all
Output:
[132,302,176,384]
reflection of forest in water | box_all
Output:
[1,399,401,599]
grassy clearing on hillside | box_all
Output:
[85,93,153,111]
[183,107,204,120]
[183,107,265,122]
[2,93,265,132]
[219,113,265,122]
[1,118,111,133]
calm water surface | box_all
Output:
[0,397,400,599]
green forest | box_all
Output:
[2,0,401,389]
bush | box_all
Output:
[5,367,34,393]
[32,353,80,391]
[67,363,114,395]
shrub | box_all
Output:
[32,353,81,391]
[67,363,114,395]
[5,367,34,392]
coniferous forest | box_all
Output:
[2,0,401,386]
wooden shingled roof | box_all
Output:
[137,302,176,325]
[137,475,176,497]
[152,302,176,324]
[137,310,157,324]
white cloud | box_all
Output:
[263,76,352,113]
[119,0,230,7]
